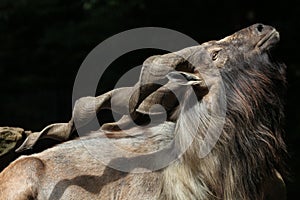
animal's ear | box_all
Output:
[167,71,203,85]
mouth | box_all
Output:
[256,29,280,50]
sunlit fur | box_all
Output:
[0,24,287,200]
[161,51,287,199]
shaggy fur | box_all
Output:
[0,24,287,200]
[160,52,287,200]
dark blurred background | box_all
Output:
[0,0,299,197]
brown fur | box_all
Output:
[0,24,287,200]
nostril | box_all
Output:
[257,24,264,32]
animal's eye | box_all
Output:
[211,50,220,61]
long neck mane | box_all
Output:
[160,59,287,200]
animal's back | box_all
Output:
[1,136,164,200]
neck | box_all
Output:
[160,160,212,200]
